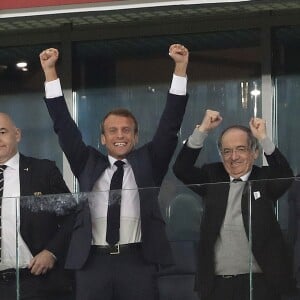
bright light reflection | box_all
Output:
[16,62,27,68]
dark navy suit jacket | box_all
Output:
[45,92,188,269]
[18,154,72,292]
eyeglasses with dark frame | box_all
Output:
[221,146,250,158]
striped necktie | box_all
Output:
[0,165,7,262]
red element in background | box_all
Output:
[0,0,119,10]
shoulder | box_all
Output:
[204,162,229,179]
[20,154,57,168]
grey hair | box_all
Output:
[217,125,259,152]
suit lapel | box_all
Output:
[127,154,141,186]
[240,166,260,235]
[91,157,110,189]
[19,154,32,196]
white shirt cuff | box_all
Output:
[169,74,187,95]
[45,78,63,98]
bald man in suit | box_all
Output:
[0,112,73,300]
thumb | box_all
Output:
[28,257,36,269]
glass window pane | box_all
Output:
[0,44,64,170]
[73,30,261,215]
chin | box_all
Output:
[115,152,128,159]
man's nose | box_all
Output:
[231,150,239,160]
[116,130,124,137]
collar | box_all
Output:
[108,155,128,168]
[3,152,19,170]
[230,169,251,182]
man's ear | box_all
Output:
[16,128,21,143]
[254,149,259,160]
[100,134,106,145]
[134,134,138,146]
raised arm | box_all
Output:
[40,48,59,82]
[173,109,222,186]
[169,43,189,77]
[39,48,90,177]
[150,44,189,184]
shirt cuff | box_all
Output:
[45,78,63,98]
[50,252,57,261]
[260,136,275,155]
[169,74,187,95]
[187,128,208,149]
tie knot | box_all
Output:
[0,165,7,173]
[232,178,242,182]
[114,160,125,169]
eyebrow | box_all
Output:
[107,126,132,129]
[223,145,247,149]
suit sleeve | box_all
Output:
[45,96,89,177]
[42,161,75,261]
[264,147,293,178]
[264,147,294,199]
[149,93,188,185]
[173,142,206,184]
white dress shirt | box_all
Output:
[90,157,141,245]
[0,152,33,271]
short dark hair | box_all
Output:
[217,125,258,152]
[101,108,138,134]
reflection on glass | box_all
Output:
[250,81,261,118]
[0,179,297,299]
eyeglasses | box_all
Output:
[221,146,250,158]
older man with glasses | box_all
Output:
[173,109,295,300]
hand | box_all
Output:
[197,109,223,133]
[40,48,59,70]
[249,117,267,141]
[169,44,189,77]
[169,44,189,64]
[39,48,59,81]
[28,249,56,275]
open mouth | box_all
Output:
[114,142,126,147]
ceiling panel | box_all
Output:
[0,0,300,32]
